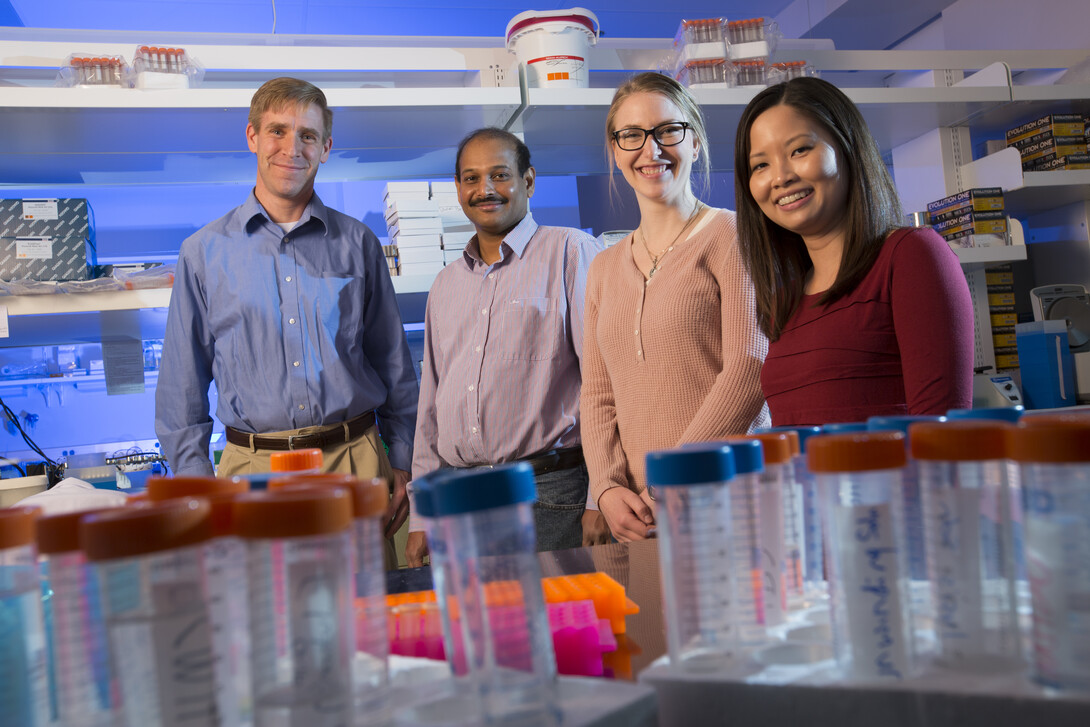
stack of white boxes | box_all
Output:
[429,181,474,266]
[383,182,444,278]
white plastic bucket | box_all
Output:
[506,8,599,89]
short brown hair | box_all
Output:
[248,77,333,141]
[604,72,711,197]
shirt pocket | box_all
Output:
[496,296,560,361]
[316,271,366,341]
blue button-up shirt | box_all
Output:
[155,192,419,476]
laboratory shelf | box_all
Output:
[954,245,1027,266]
[0,287,170,316]
[959,147,1090,219]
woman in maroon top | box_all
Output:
[733,77,974,426]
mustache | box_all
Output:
[471,195,506,206]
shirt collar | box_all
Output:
[242,190,330,235]
[463,212,538,267]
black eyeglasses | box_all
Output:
[611,122,691,151]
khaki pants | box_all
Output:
[218,423,400,569]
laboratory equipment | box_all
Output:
[233,487,356,725]
[80,498,217,727]
[505,8,600,89]
[719,439,767,647]
[36,507,119,727]
[808,431,917,680]
[1009,414,1090,691]
[145,475,252,727]
[0,506,49,727]
[765,425,825,597]
[268,473,391,718]
[405,462,560,727]
[746,432,797,623]
[646,443,742,671]
[910,420,1023,671]
[1030,283,1090,403]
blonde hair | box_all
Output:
[604,72,711,197]
[248,77,333,142]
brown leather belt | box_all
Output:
[224,411,377,452]
[520,446,584,477]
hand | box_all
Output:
[598,487,655,542]
[384,468,411,539]
[405,531,430,568]
[581,509,612,546]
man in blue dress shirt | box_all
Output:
[155,77,419,548]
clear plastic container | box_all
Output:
[81,498,218,727]
[36,507,120,727]
[766,425,825,599]
[809,431,918,680]
[403,462,560,727]
[233,487,356,725]
[145,475,252,727]
[910,420,1023,671]
[268,473,391,718]
[720,439,767,647]
[1010,414,1090,691]
[746,432,795,624]
[646,443,741,671]
[0,506,49,727]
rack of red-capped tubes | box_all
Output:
[381,572,640,678]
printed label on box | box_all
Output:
[15,237,53,260]
[21,199,59,221]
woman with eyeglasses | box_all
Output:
[734,77,973,426]
[581,72,769,542]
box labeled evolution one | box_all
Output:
[1005,114,1085,146]
[0,198,96,281]
[926,188,1004,217]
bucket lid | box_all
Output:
[506,7,600,47]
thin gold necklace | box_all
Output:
[639,201,703,279]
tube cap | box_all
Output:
[745,432,793,465]
[146,475,248,501]
[81,498,212,561]
[421,462,536,516]
[646,443,735,487]
[269,448,323,472]
[0,506,39,550]
[808,431,907,473]
[269,473,388,519]
[867,415,945,434]
[233,488,353,539]
[908,420,1012,461]
[764,425,822,453]
[1008,415,1090,463]
[36,507,119,555]
[944,406,1023,423]
[722,439,764,475]
[821,422,868,434]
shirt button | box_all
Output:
[468,385,475,392]
[289,318,296,325]
[635,330,639,335]
[285,276,292,282]
[471,427,478,434]
[475,346,481,352]
[298,404,305,410]
[488,273,495,279]
[284,237,290,244]
[481,308,488,315]
[293,361,300,367]
[637,350,643,356]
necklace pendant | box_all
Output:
[648,265,657,279]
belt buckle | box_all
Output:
[287,433,300,451]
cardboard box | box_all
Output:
[1005,113,1085,146]
[985,270,1014,287]
[988,291,1016,308]
[0,198,95,281]
[1017,136,1088,167]
[1032,152,1090,171]
[990,311,1017,328]
[926,188,1004,216]
[995,352,1020,370]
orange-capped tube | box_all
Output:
[233,487,351,539]
[909,420,1012,462]
[238,488,358,722]
[36,507,119,555]
[745,431,793,465]
[269,473,388,519]
[81,498,211,562]
[807,431,906,473]
[1009,414,1090,688]
[145,474,248,501]
[0,505,38,550]
[269,448,323,473]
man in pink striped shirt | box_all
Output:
[406,128,606,566]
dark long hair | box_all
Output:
[734,77,903,341]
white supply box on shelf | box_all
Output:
[397,246,446,265]
[393,233,442,249]
[442,231,474,249]
[389,217,443,237]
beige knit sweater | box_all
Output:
[582,208,770,505]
